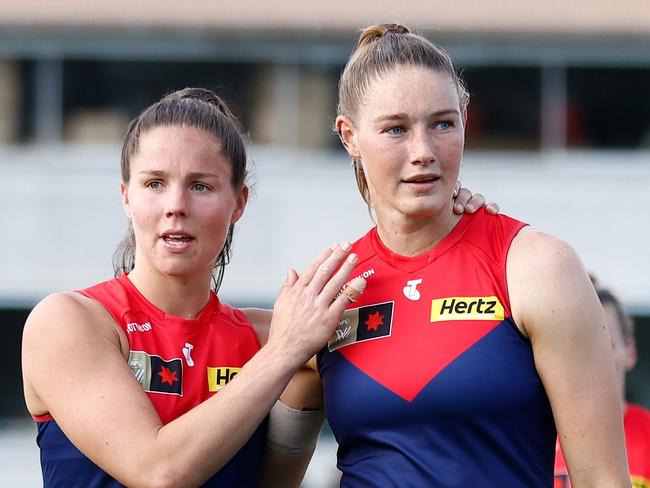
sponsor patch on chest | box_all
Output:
[207,367,241,392]
[430,296,504,322]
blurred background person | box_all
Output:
[554,284,650,488]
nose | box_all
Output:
[409,126,435,166]
[165,185,188,218]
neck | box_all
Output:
[127,266,213,319]
[375,202,462,257]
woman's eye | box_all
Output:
[436,121,452,130]
[385,126,406,135]
[146,180,162,189]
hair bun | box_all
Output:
[165,87,236,122]
[357,23,410,48]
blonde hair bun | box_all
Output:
[358,23,410,48]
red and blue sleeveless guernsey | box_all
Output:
[554,403,650,488]
[34,273,266,487]
[318,209,556,487]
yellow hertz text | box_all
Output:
[430,296,504,323]
[207,367,241,392]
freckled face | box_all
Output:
[349,66,465,221]
[121,125,246,281]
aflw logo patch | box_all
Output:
[430,296,504,323]
[128,351,183,396]
[207,367,241,392]
[328,301,393,352]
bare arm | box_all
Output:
[260,357,324,488]
[507,229,629,487]
[23,244,359,488]
[243,308,326,488]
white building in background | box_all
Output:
[2,145,649,313]
[1,0,649,310]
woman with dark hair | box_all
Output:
[21,87,366,487]
[278,24,630,487]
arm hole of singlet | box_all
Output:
[73,290,126,338]
[502,221,530,342]
[229,306,263,350]
[32,413,53,423]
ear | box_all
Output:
[335,115,360,159]
[230,184,249,225]
[625,340,638,372]
[120,181,132,219]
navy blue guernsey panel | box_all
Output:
[319,210,556,487]
[37,418,267,487]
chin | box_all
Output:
[401,202,448,219]
[155,258,204,279]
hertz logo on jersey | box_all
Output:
[207,367,241,392]
[430,296,504,323]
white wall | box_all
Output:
[1,145,649,311]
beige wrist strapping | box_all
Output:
[266,400,325,455]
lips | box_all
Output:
[160,231,195,251]
[402,174,440,184]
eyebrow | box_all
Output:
[373,109,460,123]
[137,170,221,179]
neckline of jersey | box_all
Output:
[370,212,476,273]
[118,272,219,334]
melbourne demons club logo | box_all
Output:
[328,301,394,351]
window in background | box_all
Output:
[62,60,256,143]
[0,59,26,143]
[461,67,541,151]
[567,67,650,149]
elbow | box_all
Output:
[147,467,191,488]
[127,464,191,488]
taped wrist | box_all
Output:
[266,400,325,455]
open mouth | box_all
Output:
[161,233,194,249]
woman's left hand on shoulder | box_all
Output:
[452,184,499,215]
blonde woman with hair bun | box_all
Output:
[276,23,630,487]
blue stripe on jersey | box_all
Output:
[320,319,555,487]
[37,417,268,487]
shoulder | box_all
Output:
[239,308,273,347]
[23,291,123,352]
[22,291,125,415]
[508,228,583,281]
[455,210,528,264]
[26,291,112,331]
[506,229,597,337]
